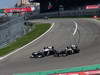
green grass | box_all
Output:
[0,23,51,56]
[97,18,100,20]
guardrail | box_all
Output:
[14,64,100,75]
[25,9,100,19]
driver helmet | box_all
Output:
[43,46,46,49]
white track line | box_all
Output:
[73,21,78,36]
[0,23,55,60]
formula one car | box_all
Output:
[30,45,80,58]
[54,45,80,56]
[30,46,57,58]
[66,45,80,55]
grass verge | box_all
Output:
[97,18,100,20]
[0,23,51,56]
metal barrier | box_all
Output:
[25,9,100,19]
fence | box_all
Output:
[25,9,100,19]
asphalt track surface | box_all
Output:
[0,18,100,75]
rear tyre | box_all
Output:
[75,49,80,53]
[68,51,73,55]
[65,53,68,56]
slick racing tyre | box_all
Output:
[74,49,80,53]
[67,50,73,55]
[65,52,68,56]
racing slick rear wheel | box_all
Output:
[67,50,73,55]
[74,49,80,53]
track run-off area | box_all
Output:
[0,18,100,75]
